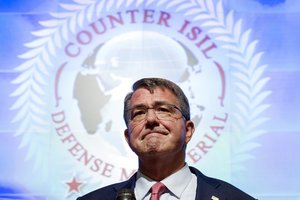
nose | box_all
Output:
[145,108,158,121]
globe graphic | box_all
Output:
[74,31,196,144]
[73,31,202,162]
[74,31,199,135]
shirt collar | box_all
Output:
[135,164,193,199]
[135,171,155,199]
[162,164,193,198]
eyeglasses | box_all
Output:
[127,103,184,125]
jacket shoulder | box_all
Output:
[77,176,136,200]
[189,166,256,200]
[76,182,119,200]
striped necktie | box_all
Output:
[150,182,167,200]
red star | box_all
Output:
[66,177,83,193]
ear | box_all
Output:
[185,120,195,144]
[124,128,130,145]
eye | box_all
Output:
[131,109,146,119]
[156,105,172,113]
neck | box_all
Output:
[138,153,186,181]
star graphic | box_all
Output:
[66,177,83,193]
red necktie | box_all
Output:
[150,182,167,200]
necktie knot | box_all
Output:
[150,182,166,200]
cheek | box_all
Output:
[128,125,143,140]
[160,120,176,130]
[166,120,183,131]
[170,122,186,139]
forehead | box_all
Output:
[129,87,179,106]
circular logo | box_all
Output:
[12,0,270,198]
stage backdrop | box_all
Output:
[0,0,299,199]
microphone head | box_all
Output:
[116,188,136,200]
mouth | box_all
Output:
[141,130,168,140]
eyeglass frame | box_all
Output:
[125,102,186,126]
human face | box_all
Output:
[124,87,195,158]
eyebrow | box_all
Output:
[130,101,173,109]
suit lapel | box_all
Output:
[113,173,137,193]
[190,167,221,200]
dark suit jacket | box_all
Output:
[77,166,256,200]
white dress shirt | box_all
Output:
[134,164,197,199]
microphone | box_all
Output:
[116,188,136,200]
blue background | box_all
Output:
[0,0,300,199]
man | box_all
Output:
[77,78,256,200]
